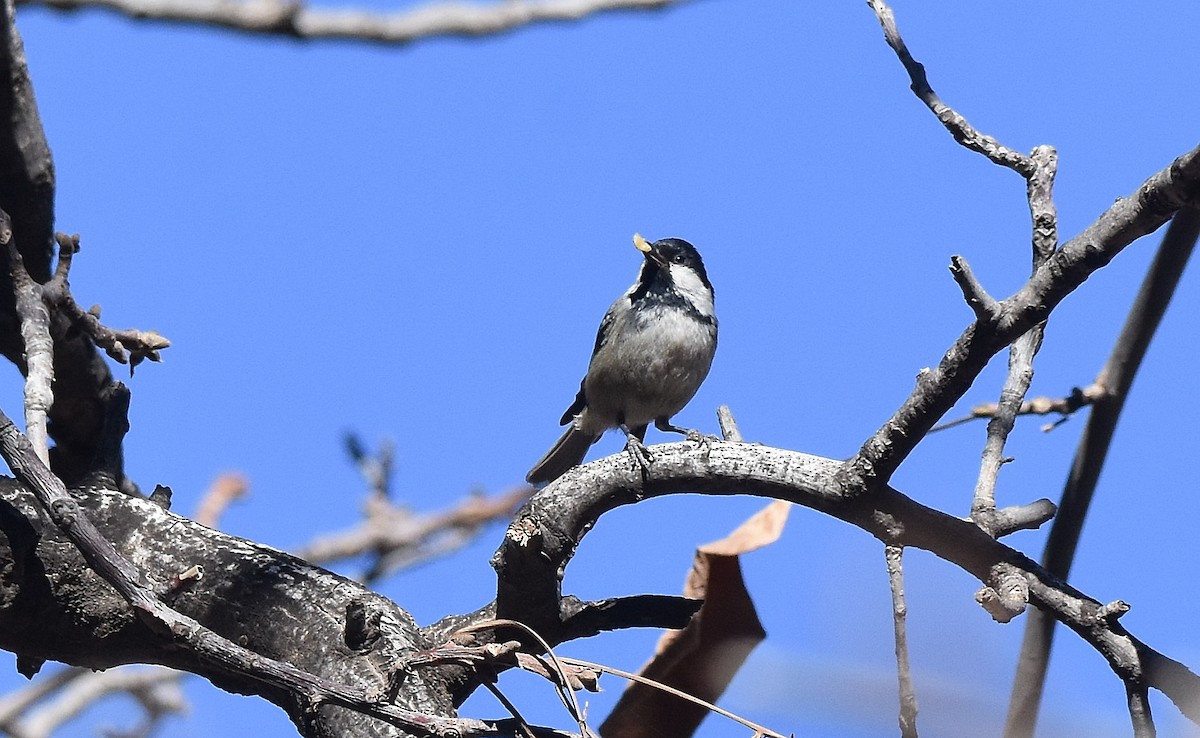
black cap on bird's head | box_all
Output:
[632,233,713,293]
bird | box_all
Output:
[526,234,717,484]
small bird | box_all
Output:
[526,234,718,484]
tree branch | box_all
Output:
[970,146,1057,531]
[866,0,1033,176]
[0,410,506,737]
[16,0,698,45]
[1004,205,1200,737]
[885,545,918,738]
[492,441,1200,723]
[843,142,1200,488]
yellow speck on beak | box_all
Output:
[633,233,652,253]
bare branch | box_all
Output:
[932,383,1106,432]
[6,666,185,738]
[885,545,918,738]
[16,0,697,44]
[297,487,528,582]
[1005,205,1200,737]
[192,472,249,528]
[866,0,1033,176]
[867,2,1063,527]
[970,145,1058,530]
[947,255,999,321]
[0,408,505,738]
[1126,683,1155,738]
[0,208,53,464]
[844,142,1200,488]
[1026,145,1059,264]
[988,499,1057,539]
[40,234,171,371]
[491,441,1200,724]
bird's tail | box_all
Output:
[526,425,597,484]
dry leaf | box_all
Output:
[600,500,790,738]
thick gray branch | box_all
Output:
[0,461,469,737]
[492,441,1200,722]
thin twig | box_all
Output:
[17,0,697,45]
[717,405,744,442]
[947,255,999,321]
[454,619,594,736]
[930,383,1105,433]
[885,546,918,737]
[557,656,788,738]
[1,209,53,464]
[192,472,249,528]
[1004,206,1200,737]
[297,487,529,582]
[971,146,1058,529]
[481,682,538,738]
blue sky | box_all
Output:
[2,1,1199,736]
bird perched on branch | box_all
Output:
[526,234,718,484]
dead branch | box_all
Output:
[1004,205,1200,737]
[492,440,1200,724]
[842,141,1200,489]
[16,0,697,44]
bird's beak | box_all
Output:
[632,233,667,266]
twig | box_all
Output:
[1004,206,1200,737]
[481,682,537,738]
[947,256,999,321]
[557,655,788,738]
[41,234,170,371]
[970,146,1057,531]
[17,0,697,45]
[7,666,185,738]
[885,546,918,738]
[866,0,1033,176]
[192,472,249,528]
[296,487,529,583]
[930,383,1106,433]
[717,404,744,442]
[1,209,54,464]
[455,619,594,736]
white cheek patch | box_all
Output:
[669,263,715,319]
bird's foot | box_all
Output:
[624,435,653,482]
[655,418,715,447]
[683,428,718,446]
